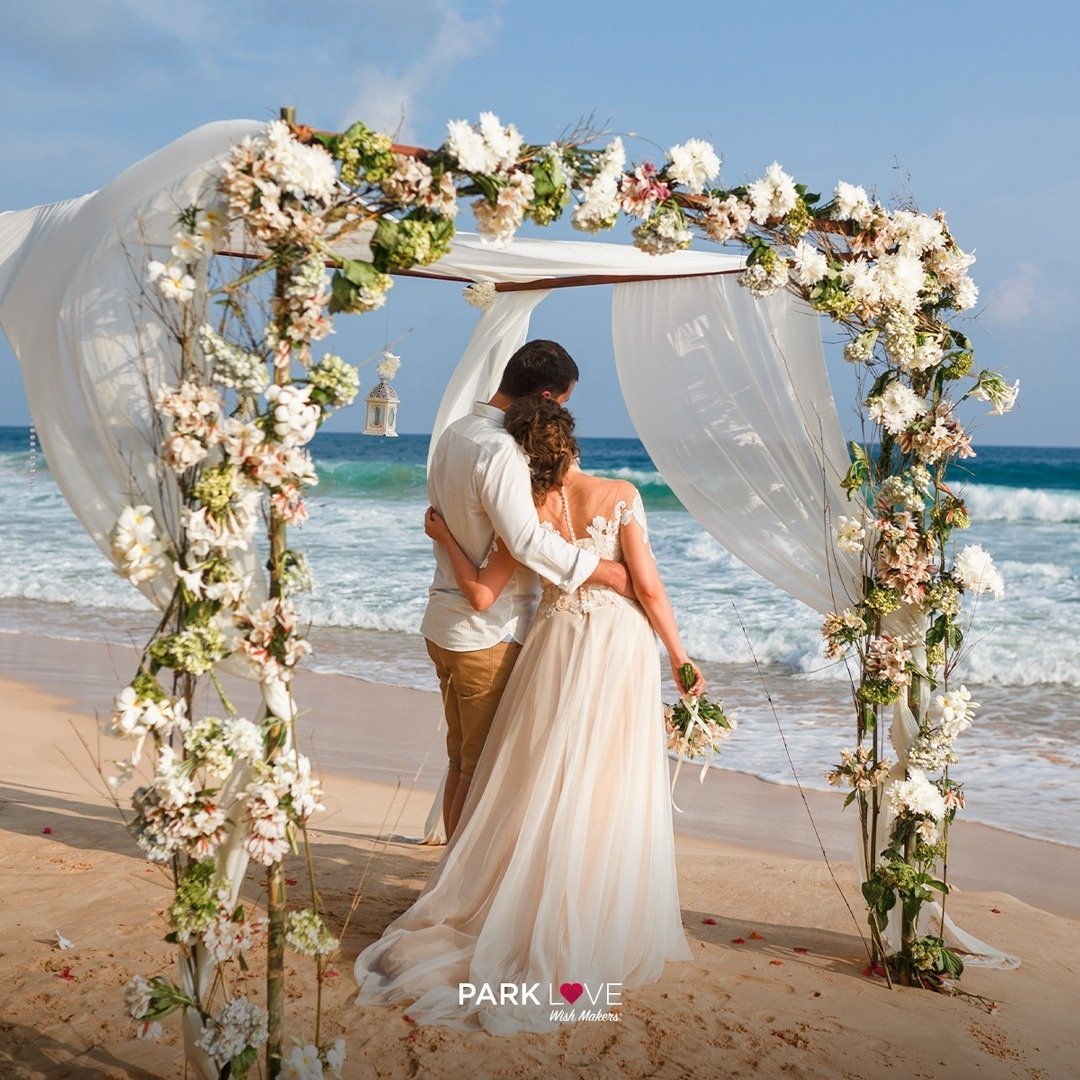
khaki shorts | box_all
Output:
[425,639,522,780]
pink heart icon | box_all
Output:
[559,982,584,1005]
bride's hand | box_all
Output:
[671,657,705,698]
[424,506,451,545]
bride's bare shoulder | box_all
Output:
[579,473,637,507]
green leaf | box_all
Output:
[677,662,697,693]
[339,257,384,288]
[940,947,965,979]
[230,1045,258,1080]
[868,369,898,400]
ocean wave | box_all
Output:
[961,483,1080,523]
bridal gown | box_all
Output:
[353,485,692,1033]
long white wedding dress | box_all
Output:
[353,486,692,1033]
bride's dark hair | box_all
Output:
[503,397,579,506]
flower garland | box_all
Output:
[104,112,1014,1075]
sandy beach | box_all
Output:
[1,631,1078,1079]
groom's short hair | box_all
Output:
[498,339,579,399]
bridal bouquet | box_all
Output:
[664,663,736,763]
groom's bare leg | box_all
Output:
[448,777,471,837]
[443,766,462,837]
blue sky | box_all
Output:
[0,0,1075,445]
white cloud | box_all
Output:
[341,1,503,142]
[985,261,1062,324]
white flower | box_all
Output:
[472,171,534,244]
[285,908,338,957]
[666,138,720,193]
[136,1021,163,1041]
[149,261,197,303]
[478,111,523,170]
[868,382,929,435]
[701,194,752,243]
[832,181,874,227]
[224,716,264,760]
[887,769,947,821]
[376,351,401,381]
[200,324,269,394]
[844,329,879,364]
[124,974,153,1020]
[111,505,167,584]
[917,818,940,844]
[738,259,789,298]
[163,432,208,473]
[463,280,497,310]
[930,244,976,287]
[266,384,320,447]
[834,515,866,554]
[202,907,266,964]
[447,119,497,174]
[972,374,1019,415]
[841,261,881,309]
[282,1043,324,1080]
[875,252,926,314]
[889,209,946,256]
[953,544,1005,600]
[747,162,798,224]
[790,240,828,286]
[171,231,211,265]
[571,137,625,233]
[263,119,337,202]
[447,113,521,174]
[952,275,979,311]
[325,1039,346,1076]
[632,206,693,256]
[907,339,945,372]
[197,997,269,1066]
[935,685,979,740]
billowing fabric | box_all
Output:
[613,275,861,614]
[355,492,691,1031]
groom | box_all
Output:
[422,339,631,838]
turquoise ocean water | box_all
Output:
[1,427,1076,845]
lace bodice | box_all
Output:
[536,493,649,617]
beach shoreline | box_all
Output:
[2,632,1079,1078]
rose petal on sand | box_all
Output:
[769,959,783,966]
[991,907,1002,914]
[702,917,717,925]
[793,946,809,954]
[286,878,298,886]
[750,931,765,940]
[41,826,53,835]
[56,966,75,981]
[731,937,746,944]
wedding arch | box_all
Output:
[0,110,1019,1078]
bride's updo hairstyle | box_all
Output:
[504,397,580,506]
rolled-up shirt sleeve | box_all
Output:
[477,441,599,593]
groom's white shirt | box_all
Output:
[421,402,599,651]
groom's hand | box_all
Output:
[591,558,636,599]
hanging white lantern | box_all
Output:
[363,351,401,437]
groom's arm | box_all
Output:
[479,442,629,595]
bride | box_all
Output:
[353,397,703,1033]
